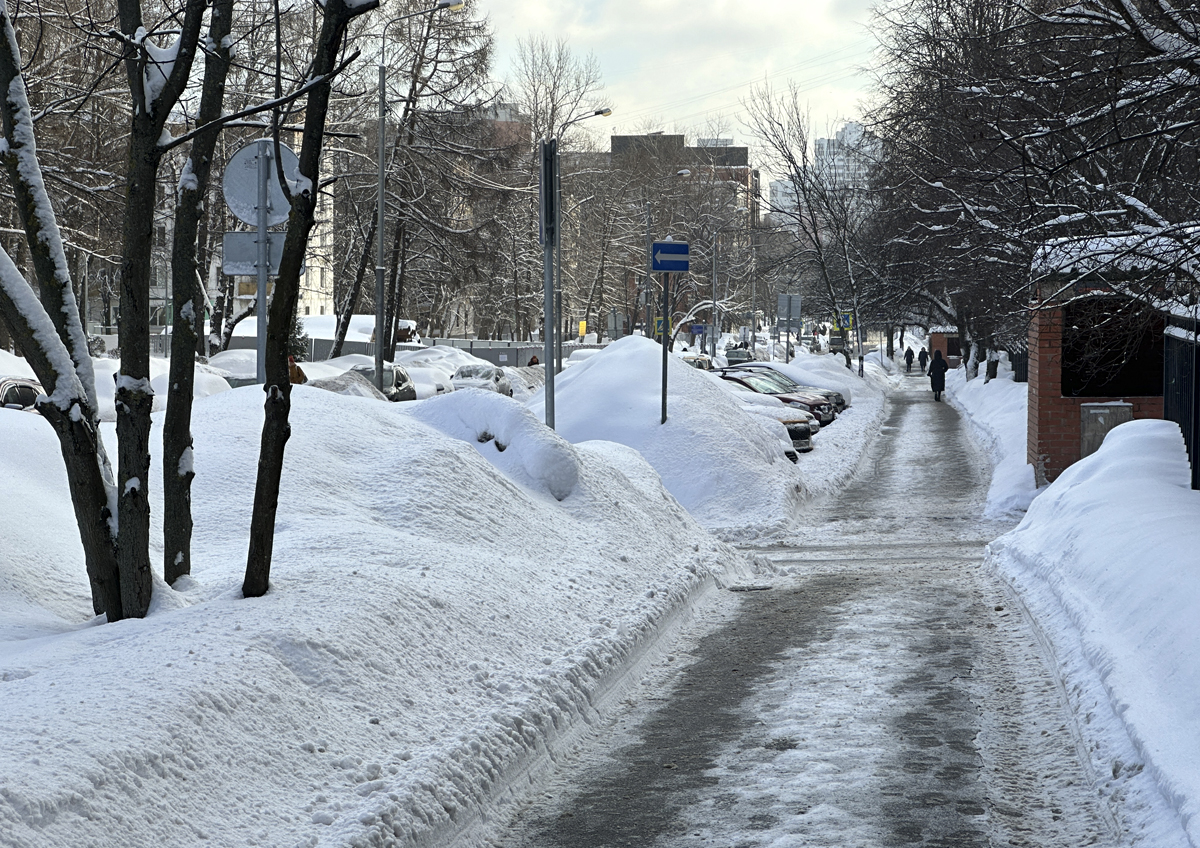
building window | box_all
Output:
[305,306,310,315]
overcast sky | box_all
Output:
[483,0,880,148]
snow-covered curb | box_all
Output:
[985,420,1199,847]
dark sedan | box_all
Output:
[726,364,848,412]
[718,370,836,426]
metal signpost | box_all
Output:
[222,139,300,384]
[778,293,801,363]
[652,240,688,424]
[539,139,559,428]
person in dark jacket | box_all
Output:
[928,349,948,400]
[918,347,929,373]
[904,347,914,372]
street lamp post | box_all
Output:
[375,1,462,391]
[540,107,611,428]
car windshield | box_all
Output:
[740,368,798,391]
[737,372,786,393]
[455,364,493,379]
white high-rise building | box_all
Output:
[769,179,799,217]
[813,121,880,191]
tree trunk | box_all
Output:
[383,219,405,359]
[330,218,374,359]
[115,124,158,619]
[163,0,234,585]
[244,0,378,598]
[0,8,121,617]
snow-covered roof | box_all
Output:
[1031,232,1199,277]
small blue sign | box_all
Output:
[652,241,689,273]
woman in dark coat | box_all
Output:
[928,349,948,401]
[918,347,929,373]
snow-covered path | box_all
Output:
[489,378,1122,848]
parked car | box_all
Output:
[724,347,755,365]
[720,381,817,456]
[718,370,836,426]
[451,363,513,397]
[680,353,714,371]
[0,376,43,411]
[727,363,848,412]
[349,363,417,402]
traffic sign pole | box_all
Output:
[662,271,669,424]
[650,240,688,424]
[256,139,270,385]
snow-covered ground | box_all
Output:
[0,336,877,848]
[3,333,1196,847]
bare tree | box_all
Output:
[243,0,378,598]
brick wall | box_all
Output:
[928,332,961,369]
[1027,308,1164,485]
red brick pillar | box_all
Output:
[1027,308,1074,485]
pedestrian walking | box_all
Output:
[904,346,914,373]
[918,348,929,374]
[928,349,948,401]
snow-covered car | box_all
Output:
[451,363,513,397]
[680,353,714,370]
[719,380,819,452]
[718,370,835,426]
[0,376,42,411]
[724,348,755,365]
[349,363,417,402]
[726,363,848,412]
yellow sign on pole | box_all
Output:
[579,320,587,338]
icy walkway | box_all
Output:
[491,379,1123,848]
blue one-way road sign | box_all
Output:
[652,241,689,273]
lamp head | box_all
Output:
[436,0,466,9]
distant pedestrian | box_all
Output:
[918,348,929,374]
[527,355,539,366]
[904,346,914,373]
[928,349,948,401]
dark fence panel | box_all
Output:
[1010,350,1028,383]
[1163,328,1199,490]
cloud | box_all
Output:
[486,0,876,140]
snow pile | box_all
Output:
[0,383,760,848]
[4,352,231,421]
[987,420,1200,846]
[410,390,579,501]
[395,346,481,399]
[526,336,805,536]
[945,359,1038,517]
[0,349,37,379]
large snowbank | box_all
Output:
[2,350,230,420]
[0,376,762,848]
[525,336,806,535]
[987,420,1200,846]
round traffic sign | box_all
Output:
[221,140,301,227]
